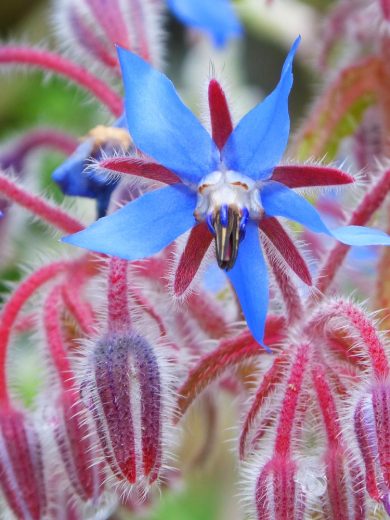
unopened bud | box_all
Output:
[82,329,173,490]
[0,407,47,519]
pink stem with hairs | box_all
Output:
[0,261,71,404]
[107,257,131,332]
[0,47,122,115]
[43,285,74,391]
[1,128,77,167]
[0,171,84,234]
[312,169,390,300]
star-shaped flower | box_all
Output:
[63,37,390,347]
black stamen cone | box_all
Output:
[213,206,241,271]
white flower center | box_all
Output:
[194,170,264,271]
[194,169,262,221]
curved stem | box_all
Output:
[0,261,71,404]
[0,47,122,116]
[43,285,74,391]
[274,343,310,457]
[0,129,77,171]
[107,257,131,332]
[0,171,84,234]
[311,169,390,301]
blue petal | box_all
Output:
[117,46,219,184]
[261,182,390,246]
[167,0,242,47]
[222,36,301,180]
[63,184,197,259]
[52,139,96,198]
[227,221,270,350]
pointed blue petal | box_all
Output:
[227,222,270,350]
[167,0,242,47]
[222,36,301,180]
[117,46,219,184]
[331,226,390,246]
[261,182,390,246]
[63,184,197,259]
[52,139,95,197]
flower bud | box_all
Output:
[53,389,105,503]
[0,406,47,519]
[354,381,390,512]
[82,329,173,490]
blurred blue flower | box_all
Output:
[52,115,130,218]
[167,0,242,47]
[63,37,390,347]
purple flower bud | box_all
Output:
[354,381,390,510]
[82,329,172,489]
[0,407,47,519]
[53,389,105,503]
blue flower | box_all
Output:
[167,0,242,47]
[52,115,130,218]
[63,37,390,347]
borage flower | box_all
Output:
[52,115,131,218]
[63,36,390,346]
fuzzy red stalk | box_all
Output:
[313,169,390,298]
[0,261,72,404]
[0,171,84,234]
[0,47,122,115]
[0,128,77,171]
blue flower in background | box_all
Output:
[63,37,390,347]
[167,0,242,47]
[52,115,131,218]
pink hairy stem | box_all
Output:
[0,128,77,167]
[129,286,167,336]
[239,352,286,460]
[312,364,342,445]
[107,257,131,332]
[176,316,286,420]
[134,250,230,339]
[0,171,84,234]
[311,168,390,299]
[86,0,131,50]
[127,0,153,62]
[294,57,381,159]
[312,299,389,379]
[43,285,74,391]
[0,261,72,404]
[61,284,96,335]
[263,240,304,324]
[375,220,390,331]
[14,313,36,333]
[68,5,119,69]
[186,290,230,339]
[60,260,98,336]
[313,364,366,520]
[354,398,382,501]
[274,344,310,457]
[0,47,122,115]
